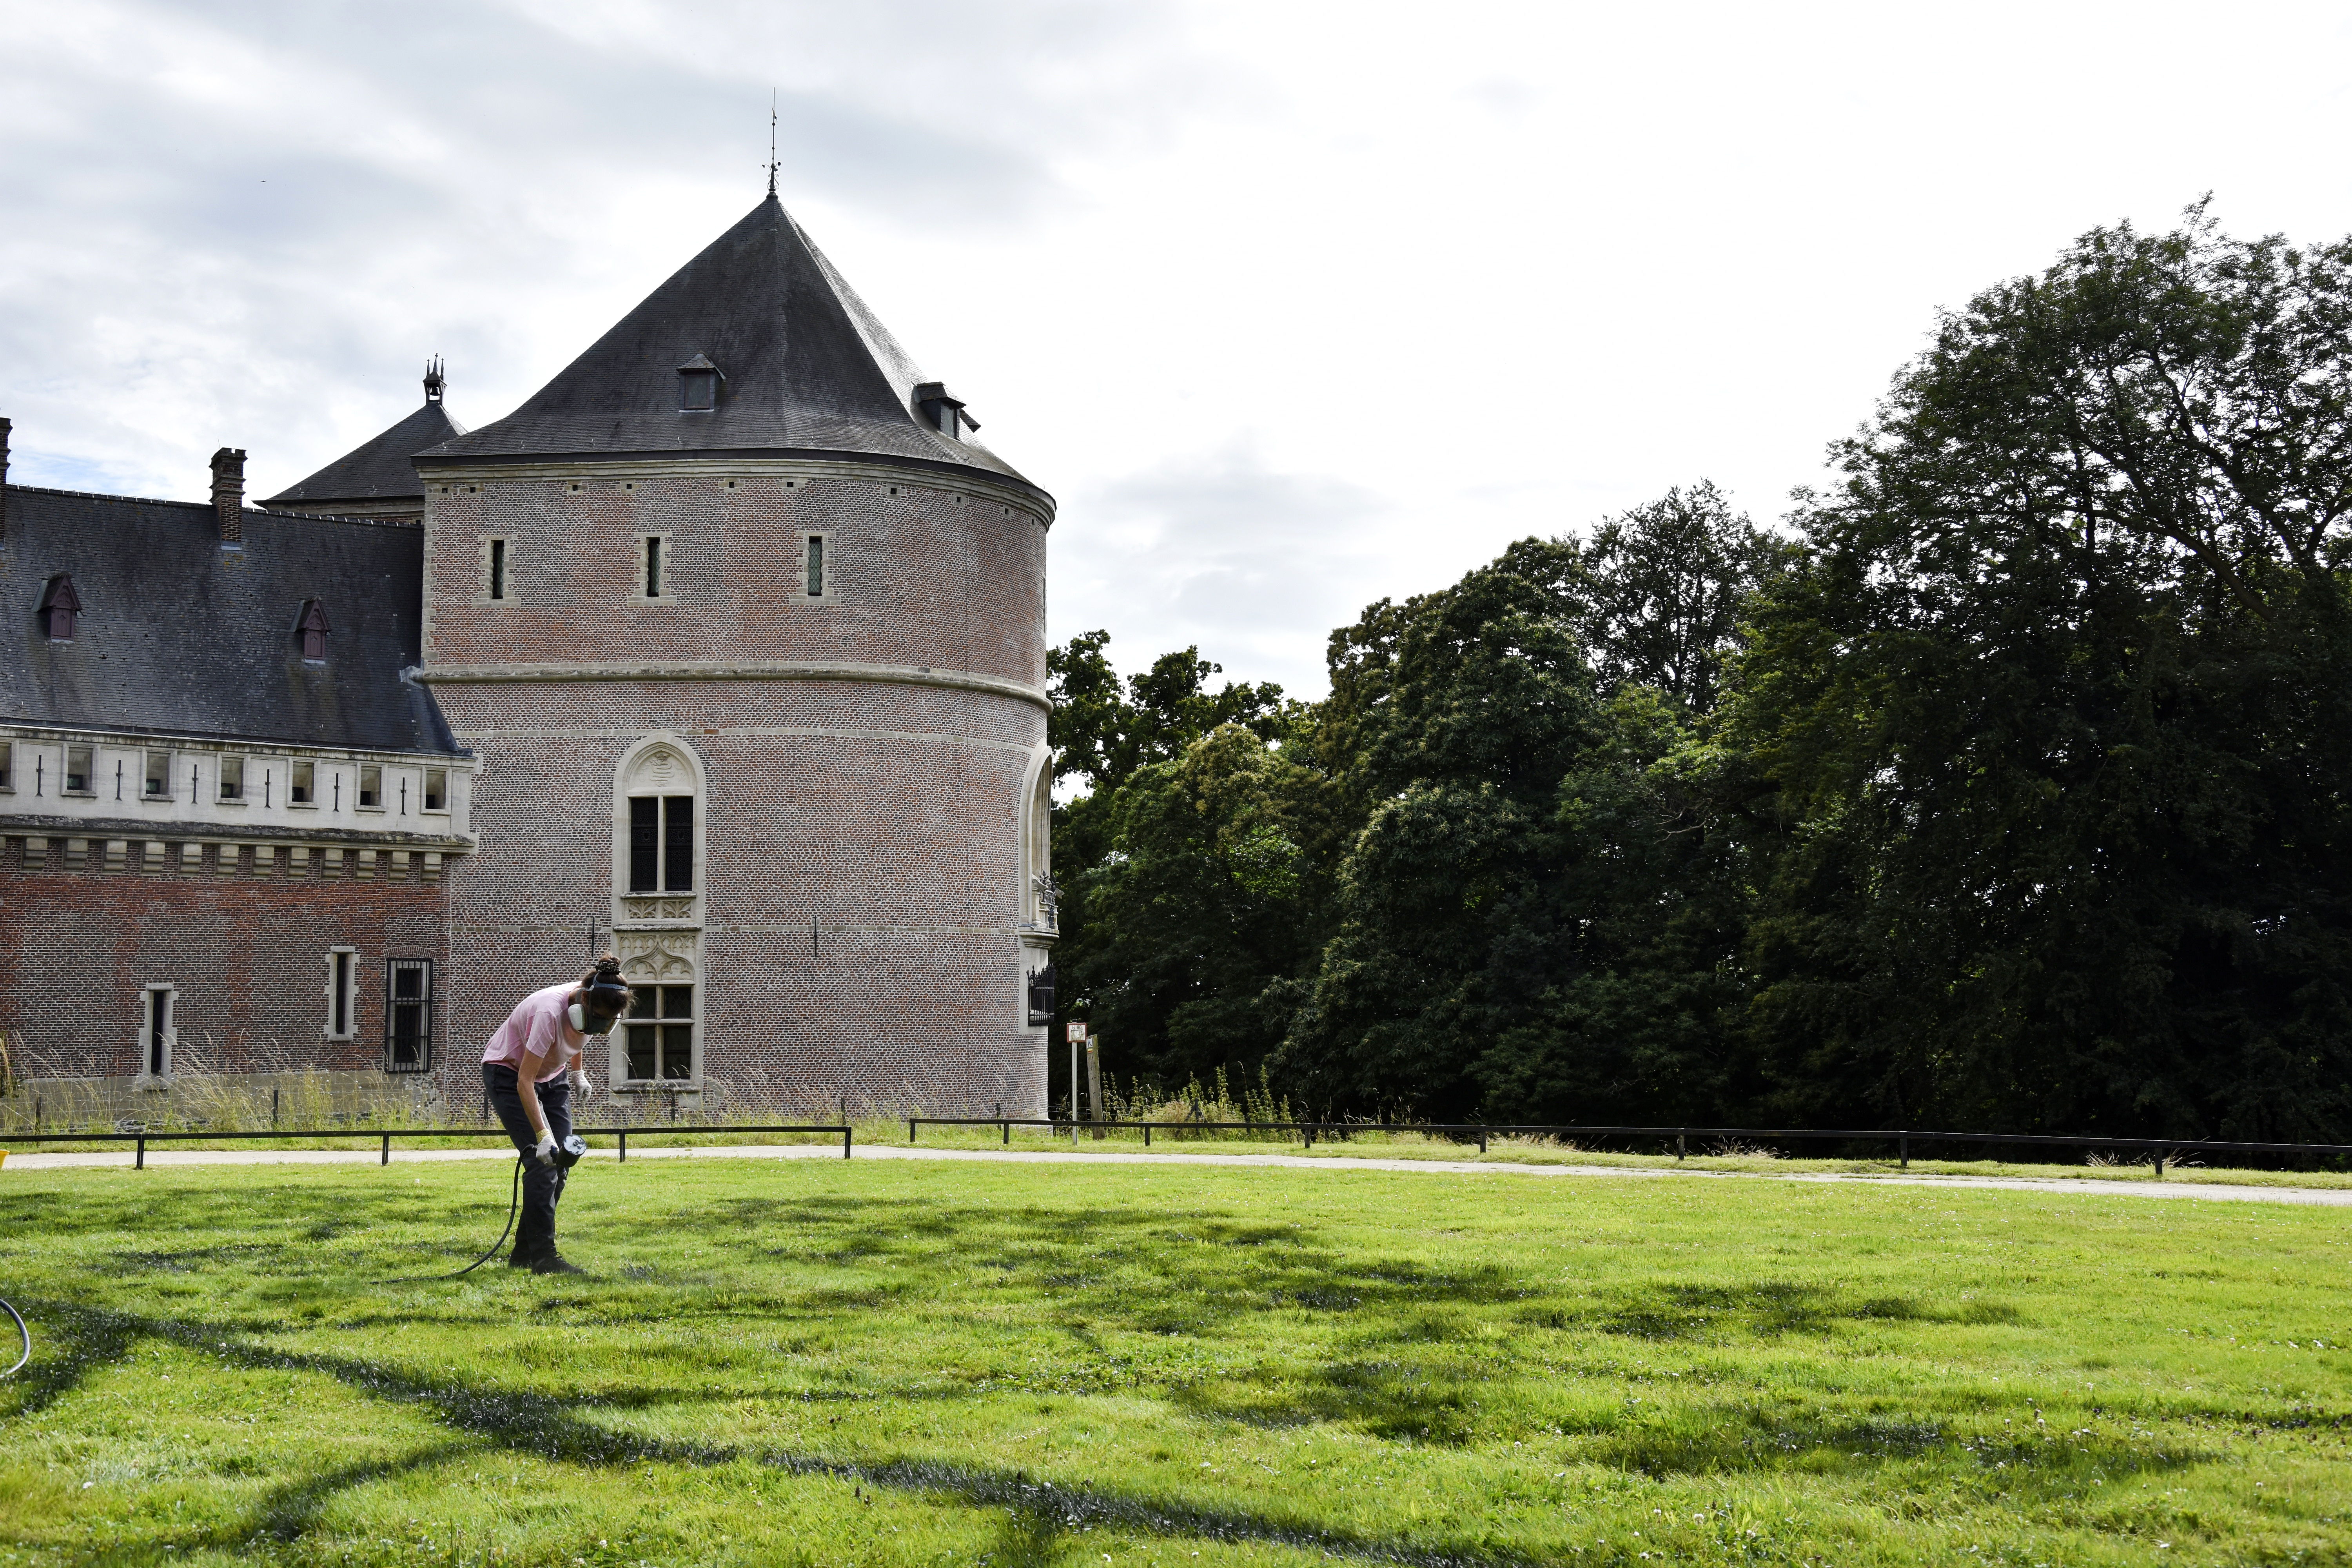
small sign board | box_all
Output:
[1066,1022,1088,1043]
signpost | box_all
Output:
[1066,1022,1087,1142]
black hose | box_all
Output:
[379,1155,526,1283]
[0,1298,25,1378]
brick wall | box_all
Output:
[420,469,1049,686]
[0,835,449,1082]
[422,467,1052,1118]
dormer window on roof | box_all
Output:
[296,599,331,663]
[912,382,976,441]
[37,574,81,641]
[677,354,722,413]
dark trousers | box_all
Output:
[483,1063,573,1261]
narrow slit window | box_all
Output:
[291,760,315,804]
[644,535,666,598]
[328,949,354,1038]
[805,535,825,597]
[424,768,447,811]
[663,796,693,891]
[487,539,508,601]
[629,797,659,891]
[144,752,170,799]
[143,986,174,1078]
[358,766,381,808]
[624,984,695,1081]
[219,757,244,801]
[66,745,92,794]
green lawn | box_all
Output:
[2,1158,2347,1566]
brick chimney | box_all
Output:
[211,447,247,544]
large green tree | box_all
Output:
[1274,506,1773,1122]
[1042,634,1301,1099]
[1731,205,2352,1138]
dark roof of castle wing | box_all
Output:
[265,399,468,507]
[419,197,1042,495]
[1,486,457,755]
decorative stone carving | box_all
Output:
[617,930,697,981]
[625,745,690,795]
[621,894,697,920]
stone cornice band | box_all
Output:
[413,452,1054,526]
[414,659,1050,711]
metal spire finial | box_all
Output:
[766,91,779,200]
[423,355,445,404]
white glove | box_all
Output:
[567,1066,594,1101]
[534,1131,558,1167]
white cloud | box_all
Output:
[7,0,2352,698]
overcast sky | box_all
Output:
[6,1,2352,698]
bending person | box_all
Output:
[481,953,633,1274]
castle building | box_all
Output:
[0,194,1058,1120]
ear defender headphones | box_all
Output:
[569,973,633,1035]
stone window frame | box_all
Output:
[477,535,515,606]
[356,764,385,813]
[1019,746,1054,934]
[611,733,706,907]
[633,533,677,603]
[795,530,838,604]
[217,754,249,806]
[324,947,359,1041]
[141,749,175,803]
[289,759,319,809]
[608,733,708,1091]
[137,982,177,1085]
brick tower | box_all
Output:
[412,195,1056,1117]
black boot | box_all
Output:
[531,1251,586,1276]
[509,1205,550,1270]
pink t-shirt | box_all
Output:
[481,983,582,1084]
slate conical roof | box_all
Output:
[419,197,1043,498]
[266,397,468,508]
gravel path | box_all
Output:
[5,1139,2345,1206]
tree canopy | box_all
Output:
[1044,206,2352,1140]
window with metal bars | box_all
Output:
[385,959,433,1073]
[627,795,694,892]
[624,984,694,1081]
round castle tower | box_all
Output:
[413,196,1056,1117]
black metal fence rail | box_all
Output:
[0,1124,853,1168]
[907,1117,2352,1175]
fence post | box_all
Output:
[908,1118,917,1144]
[2153,1148,2165,1178]
[271,1088,279,1127]
[1144,1123,1152,1147]
[618,1130,628,1163]
[381,1132,390,1166]
[1002,1119,1009,1145]
[1899,1133,1909,1170]
[136,1134,146,1170]
[843,1126,853,1160]
[1677,1131,1686,1161]
[1478,1131,1488,1154]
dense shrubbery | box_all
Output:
[1049,208,2352,1139]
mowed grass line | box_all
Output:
[0,1161,2347,1567]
